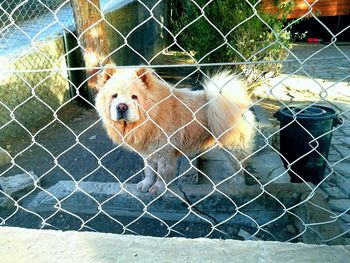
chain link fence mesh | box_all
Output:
[0,0,350,244]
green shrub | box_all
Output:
[171,0,294,85]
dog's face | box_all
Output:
[95,66,173,150]
[96,67,153,125]
[106,76,141,123]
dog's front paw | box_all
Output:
[149,180,166,194]
[137,178,153,192]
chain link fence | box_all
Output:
[0,0,350,244]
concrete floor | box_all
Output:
[1,227,350,263]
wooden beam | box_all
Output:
[70,0,112,93]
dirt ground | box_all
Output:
[0,102,144,188]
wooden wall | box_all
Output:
[261,0,350,19]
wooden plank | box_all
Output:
[261,0,350,19]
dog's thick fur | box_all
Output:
[95,67,255,194]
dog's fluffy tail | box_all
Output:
[202,71,256,155]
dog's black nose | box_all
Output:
[117,103,128,113]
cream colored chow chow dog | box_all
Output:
[95,67,255,194]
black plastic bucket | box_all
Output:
[274,105,341,184]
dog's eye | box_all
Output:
[131,95,138,100]
[112,93,118,99]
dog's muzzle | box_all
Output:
[116,103,128,120]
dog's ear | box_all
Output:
[100,64,117,84]
[89,64,117,90]
[136,67,152,86]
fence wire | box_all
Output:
[0,0,350,244]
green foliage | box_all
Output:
[172,0,295,84]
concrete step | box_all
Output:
[23,180,344,244]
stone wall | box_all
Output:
[0,37,70,142]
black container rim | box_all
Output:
[276,104,339,121]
